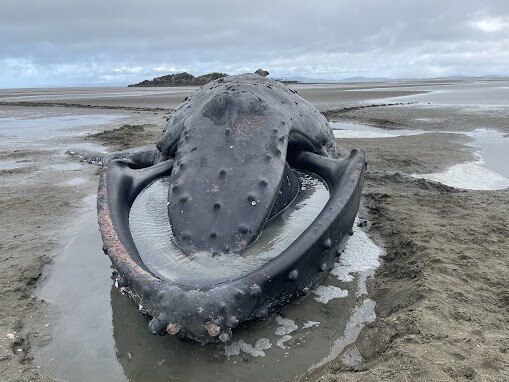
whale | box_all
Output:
[97,72,366,343]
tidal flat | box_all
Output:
[0,78,508,382]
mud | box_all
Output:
[308,92,509,381]
[0,107,166,381]
[0,79,508,381]
[308,172,509,382]
[87,123,164,151]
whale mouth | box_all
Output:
[98,147,365,342]
[97,74,365,343]
[129,170,329,286]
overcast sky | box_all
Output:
[1,0,509,88]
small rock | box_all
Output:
[255,69,269,77]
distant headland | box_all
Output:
[128,71,300,87]
[128,72,227,87]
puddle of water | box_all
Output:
[0,114,123,141]
[129,171,329,284]
[0,87,195,103]
[413,129,509,190]
[330,121,427,138]
[462,129,509,179]
[412,160,509,190]
[37,192,383,382]
[332,122,509,190]
[309,299,375,370]
[37,199,127,382]
[0,159,29,171]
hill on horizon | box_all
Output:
[127,72,507,88]
[128,72,227,87]
[129,71,304,87]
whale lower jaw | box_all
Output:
[98,149,365,343]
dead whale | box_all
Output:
[97,72,365,343]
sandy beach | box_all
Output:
[0,79,508,381]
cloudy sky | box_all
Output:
[1,0,509,88]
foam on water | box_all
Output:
[412,161,509,190]
[302,321,320,329]
[276,335,292,349]
[331,224,383,283]
[275,316,298,336]
[224,338,272,358]
[312,285,348,304]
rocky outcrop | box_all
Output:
[128,72,227,87]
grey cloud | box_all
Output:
[1,0,509,87]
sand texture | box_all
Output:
[0,79,508,381]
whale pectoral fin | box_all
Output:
[103,146,162,168]
[105,159,174,208]
[289,149,366,189]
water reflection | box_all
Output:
[129,171,329,284]
[412,129,509,190]
[110,268,371,382]
[38,192,382,382]
[0,114,123,140]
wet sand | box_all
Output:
[0,108,166,381]
[0,81,429,111]
[0,78,508,381]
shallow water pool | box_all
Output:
[129,171,329,284]
[331,121,509,190]
[0,114,123,141]
[331,121,427,138]
[37,190,382,382]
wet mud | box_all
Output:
[1,79,508,381]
